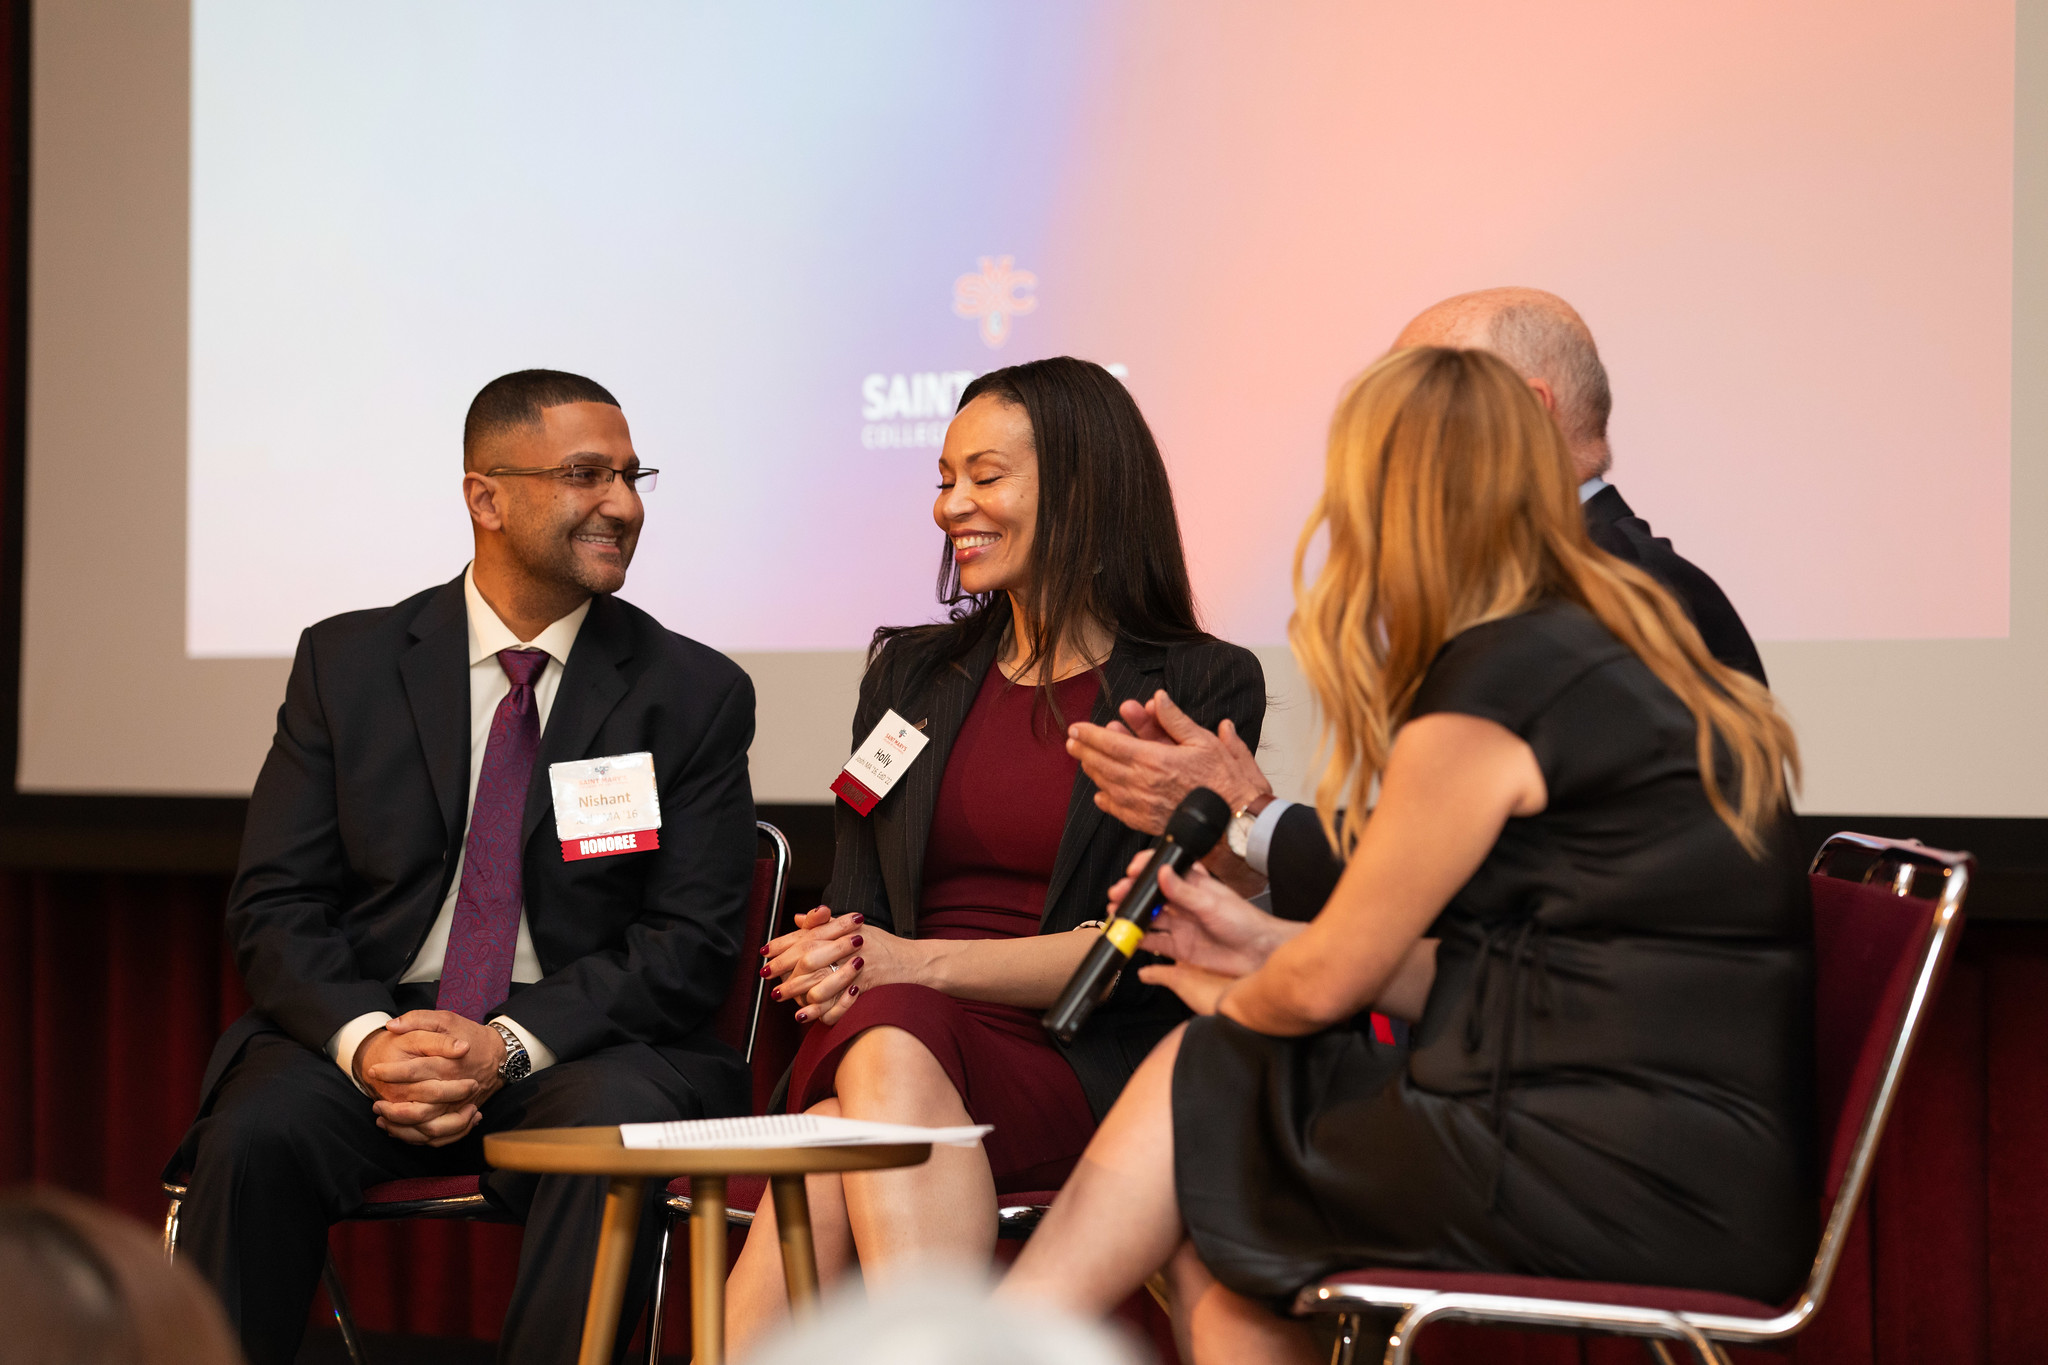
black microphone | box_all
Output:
[1044,786,1232,1044]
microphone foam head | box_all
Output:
[1164,787,1232,858]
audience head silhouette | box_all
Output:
[0,1187,241,1365]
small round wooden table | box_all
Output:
[484,1126,930,1365]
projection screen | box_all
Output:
[18,0,2041,818]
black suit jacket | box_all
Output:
[823,627,1266,1118]
[1584,483,1766,685]
[1269,488,1766,922]
[202,574,757,1113]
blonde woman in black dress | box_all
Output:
[1003,348,1813,1362]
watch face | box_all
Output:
[493,1024,529,1081]
[1226,813,1253,859]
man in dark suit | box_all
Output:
[1069,288,1766,921]
[167,370,757,1364]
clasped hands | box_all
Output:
[760,908,899,1027]
[350,1010,508,1147]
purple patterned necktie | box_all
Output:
[436,648,549,1021]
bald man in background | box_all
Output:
[1069,288,1767,923]
[1394,287,1764,681]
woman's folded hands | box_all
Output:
[761,906,906,1027]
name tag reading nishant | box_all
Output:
[831,709,929,816]
[550,752,661,861]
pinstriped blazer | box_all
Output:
[822,625,1266,1118]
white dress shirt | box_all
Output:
[1244,798,1294,878]
[324,565,590,1089]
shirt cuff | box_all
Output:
[327,1011,394,1097]
[1245,799,1295,878]
[489,1014,558,1074]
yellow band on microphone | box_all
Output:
[1103,918,1144,957]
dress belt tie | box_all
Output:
[1464,917,1553,1204]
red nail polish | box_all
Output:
[852,914,864,926]
[794,1011,808,1023]
[852,957,864,970]
[852,935,864,948]
[759,945,770,956]
[759,966,773,978]
[771,988,782,1000]
[848,985,859,997]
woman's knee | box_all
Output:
[834,1027,958,1108]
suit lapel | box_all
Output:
[875,631,1001,936]
[1041,639,1166,924]
[398,576,471,853]
[521,595,634,849]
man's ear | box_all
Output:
[464,470,506,532]
[1525,377,1559,416]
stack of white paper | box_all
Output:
[619,1113,992,1151]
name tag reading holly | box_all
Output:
[550,752,661,861]
[831,709,929,816]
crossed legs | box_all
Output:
[726,1025,999,1359]
[1001,1024,1320,1365]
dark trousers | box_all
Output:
[174,1029,704,1365]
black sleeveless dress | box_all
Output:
[1172,601,1816,1306]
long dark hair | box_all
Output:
[871,356,1204,706]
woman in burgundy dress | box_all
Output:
[724,357,1265,1352]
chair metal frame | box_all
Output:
[165,819,791,1365]
[1294,831,1972,1365]
[644,821,789,1363]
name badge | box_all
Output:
[550,752,661,861]
[831,709,929,816]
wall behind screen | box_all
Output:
[18,0,2048,817]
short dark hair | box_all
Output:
[462,369,620,468]
[873,356,1204,710]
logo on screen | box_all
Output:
[953,256,1037,348]
[860,371,976,449]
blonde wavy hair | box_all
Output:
[1290,347,1797,857]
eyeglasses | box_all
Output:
[483,464,660,494]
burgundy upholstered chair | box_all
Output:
[163,820,792,1365]
[1293,831,1972,1365]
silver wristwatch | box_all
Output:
[489,1020,532,1083]
[1225,797,1273,860]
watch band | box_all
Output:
[489,1020,531,1083]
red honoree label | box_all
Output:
[831,770,881,816]
[561,827,661,862]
